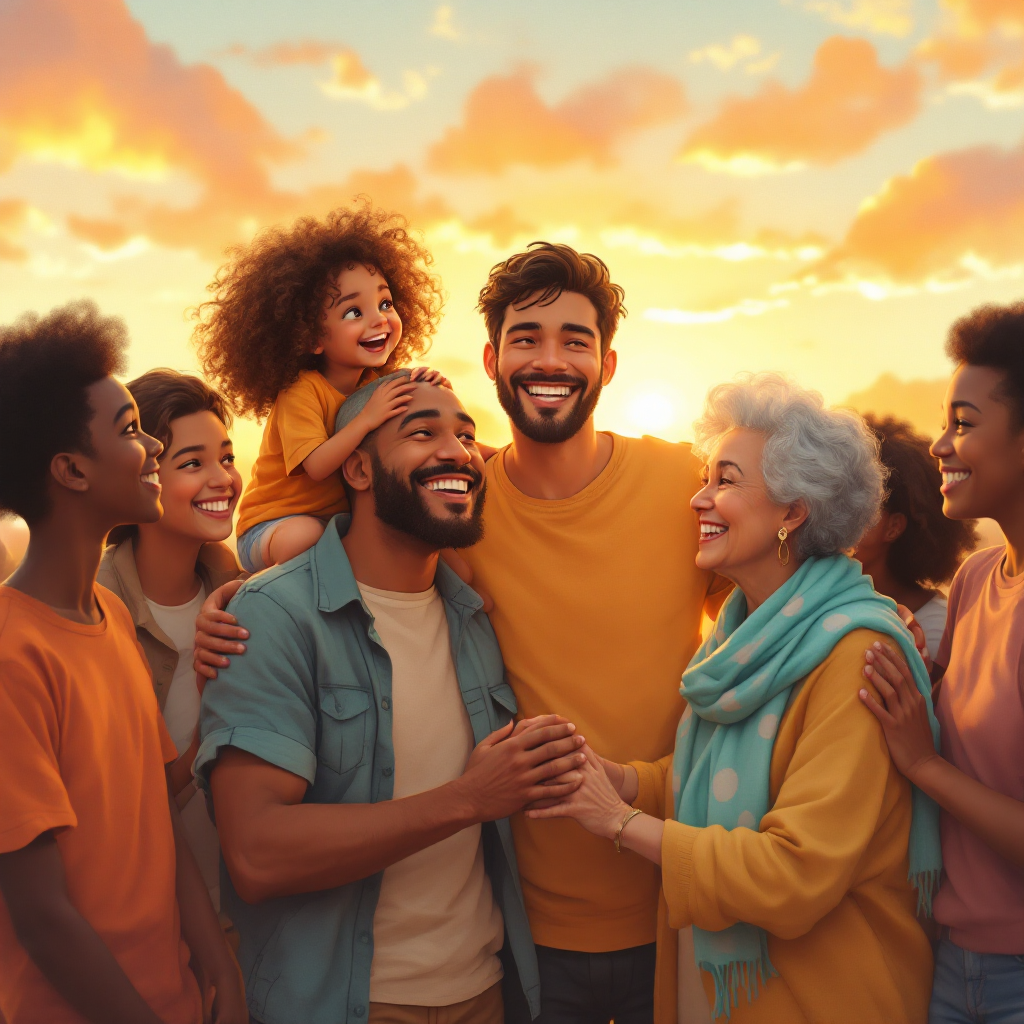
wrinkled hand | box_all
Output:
[194,579,247,687]
[860,641,938,783]
[896,603,931,672]
[526,744,630,840]
[459,715,586,821]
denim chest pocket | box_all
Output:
[318,686,372,776]
[489,683,517,718]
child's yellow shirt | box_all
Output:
[236,370,353,537]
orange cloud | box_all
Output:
[428,65,687,175]
[241,40,343,67]
[807,140,1024,289]
[798,0,914,37]
[0,0,451,260]
[0,200,29,262]
[679,36,921,173]
[917,0,1024,106]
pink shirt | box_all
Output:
[934,546,1024,954]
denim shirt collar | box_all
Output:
[311,514,484,617]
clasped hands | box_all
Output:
[457,716,634,839]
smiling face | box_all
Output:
[930,363,1024,523]
[74,376,164,530]
[690,428,807,585]
[143,410,242,545]
[484,289,616,444]
[345,382,487,550]
[317,262,402,372]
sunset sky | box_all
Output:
[1,0,1023,494]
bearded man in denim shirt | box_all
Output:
[196,374,585,1024]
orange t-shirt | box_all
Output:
[0,585,202,1024]
[237,370,359,536]
[460,435,724,951]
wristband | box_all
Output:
[614,807,643,854]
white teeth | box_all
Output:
[942,470,970,485]
[362,333,387,344]
[141,472,159,485]
[196,499,231,512]
[700,523,727,536]
[425,478,470,493]
[526,384,572,397]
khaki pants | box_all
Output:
[369,982,503,1024]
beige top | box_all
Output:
[359,583,503,1007]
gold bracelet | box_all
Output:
[614,807,643,854]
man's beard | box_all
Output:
[495,366,602,444]
[370,452,486,549]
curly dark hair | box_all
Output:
[946,300,1024,426]
[864,414,977,589]
[477,242,626,353]
[193,206,444,419]
[107,369,232,547]
[0,300,128,524]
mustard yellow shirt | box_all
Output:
[460,434,727,951]
[631,630,933,1024]
[236,371,350,537]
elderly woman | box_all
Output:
[530,373,941,1024]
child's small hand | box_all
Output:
[357,376,417,432]
[409,366,452,389]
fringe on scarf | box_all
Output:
[913,867,940,918]
[703,934,778,1020]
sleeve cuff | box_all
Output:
[629,758,669,819]
[194,726,318,789]
[284,439,326,476]
[662,819,700,929]
[0,810,78,855]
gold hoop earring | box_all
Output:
[777,527,790,566]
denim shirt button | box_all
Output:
[382,766,393,777]
[353,1006,365,1017]
[381,697,391,710]
[359,932,370,944]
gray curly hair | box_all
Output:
[692,372,885,559]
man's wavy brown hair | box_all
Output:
[193,206,444,419]
[477,242,626,354]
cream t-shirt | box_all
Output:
[358,583,503,1006]
[147,586,222,911]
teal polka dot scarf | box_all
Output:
[672,554,942,1019]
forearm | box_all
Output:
[911,755,1024,868]
[619,812,665,864]
[168,736,199,798]
[302,420,366,481]
[219,778,479,901]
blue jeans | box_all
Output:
[235,515,293,573]
[930,937,1024,1023]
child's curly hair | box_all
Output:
[193,206,444,419]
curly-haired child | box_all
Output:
[195,206,446,571]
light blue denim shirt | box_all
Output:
[195,516,540,1024]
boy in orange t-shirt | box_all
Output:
[0,302,246,1024]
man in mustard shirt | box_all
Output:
[448,243,726,1023]
[197,244,725,1024]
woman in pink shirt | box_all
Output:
[861,301,1024,1024]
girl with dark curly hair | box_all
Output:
[853,414,976,657]
[194,206,446,571]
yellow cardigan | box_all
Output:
[630,629,933,1024]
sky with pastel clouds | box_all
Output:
[1,0,1023,502]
